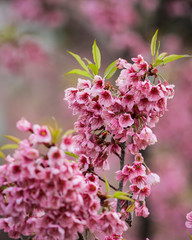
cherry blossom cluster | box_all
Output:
[0,40,49,74]
[116,153,160,217]
[12,0,66,27]
[0,119,128,239]
[65,55,174,170]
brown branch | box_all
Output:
[116,142,126,212]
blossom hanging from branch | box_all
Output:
[0,30,190,240]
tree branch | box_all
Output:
[96,174,118,191]
[116,142,126,212]
[77,232,85,240]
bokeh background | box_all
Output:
[0,0,192,239]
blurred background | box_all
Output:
[0,0,191,239]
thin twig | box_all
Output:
[114,151,121,160]
[85,228,89,240]
[93,172,118,191]
[116,142,126,212]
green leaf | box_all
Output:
[53,128,62,144]
[155,41,160,60]
[83,58,93,65]
[104,60,117,79]
[67,51,89,73]
[151,29,159,58]
[64,129,76,136]
[88,63,98,75]
[92,40,101,70]
[162,54,191,65]
[158,52,168,60]
[0,150,5,159]
[113,191,134,202]
[188,234,192,240]
[64,69,93,79]
[102,173,110,193]
[4,135,20,144]
[64,151,79,159]
[153,59,164,67]
[126,203,135,212]
[0,144,19,150]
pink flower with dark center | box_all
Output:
[16,118,32,132]
[78,154,90,171]
[47,147,65,166]
[138,80,151,95]
[185,211,192,228]
[91,75,105,93]
[122,94,135,111]
[33,124,52,143]
[86,183,98,195]
[129,184,140,199]
[77,78,91,90]
[139,185,151,201]
[119,113,134,128]
[134,153,144,163]
[130,175,147,187]
[77,89,90,104]
[148,86,163,101]
[99,90,113,107]
[89,116,103,130]
[138,97,152,112]
[135,202,149,218]
[116,58,130,69]
[132,163,146,176]
[64,88,78,104]
[60,135,74,152]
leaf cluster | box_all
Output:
[0,135,20,159]
[65,40,117,80]
[151,29,190,67]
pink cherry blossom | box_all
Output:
[185,211,192,228]
[33,124,52,143]
[16,118,32,132]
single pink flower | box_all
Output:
[16,118,32,132]
[119,113,134,128]
[33,124,52,143]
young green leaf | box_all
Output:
[92,40,101,70]
[0,150,5,159]
[67,51,89,73]
[158,52,168,60]
[0,144,19,150]
[52,128,62,144]
[151,29,159,58]
[155,41,160,60]
[88,63,98,75]
[102,173,110,193]
[113,191,134,202]
[153,59,164,67]
[83,57,93,65]
[188,234,192,240]
[4,135,20,144]
[104,60,117,79]
[64,151,79,159]
[162,54,191,65]
[65,69,93,79]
